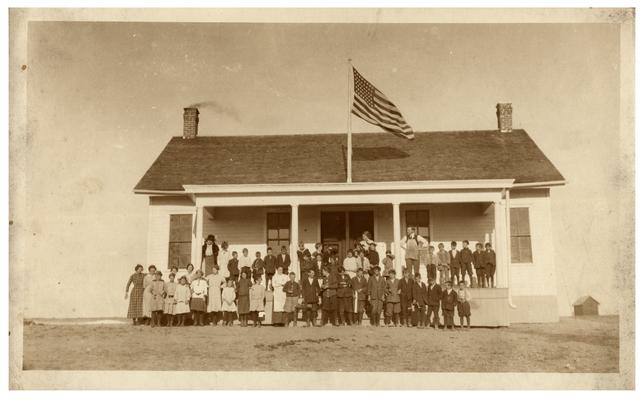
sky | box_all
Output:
[21,21,622,317]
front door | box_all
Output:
[320,210,375,259]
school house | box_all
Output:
[133,104,565,326]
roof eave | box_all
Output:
[511,180,567,189]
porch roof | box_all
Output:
[134,129,565,192]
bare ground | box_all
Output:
[21,316,618,372]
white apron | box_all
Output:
[206,273,225,312]
[272,273,288,312]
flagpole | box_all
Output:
[347,58,353,183]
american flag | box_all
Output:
[352,67,414,140]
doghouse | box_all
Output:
[573,296,599,316]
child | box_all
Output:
[277,246,291,274]
[142,265,156,325]
[240,248,253,279]
[228,251,240,283]
[399,269,414,327]
[336,266,354,325]
[342,250,358,278]
[190,270,208,326]
[283,272,301,327]
[149,271,166,328]
[237,270,251,327]
[300,253,315,278]
[300,269,320,327]
[314,253,326,277]
[351,268,368,325]
[206,265,225,326]
[163,272,177,327]
[296,242,311,264]
[249,276,266,327]
[367,266,387,327]
[473,243,486,288]
[427,245,439,282]
[412,273,428,329]
[484,243,497,288]
[382,250,395,277]
[441,281,458,330]
[311,243,324,263]
[185,263,196,284]
[457,280,472,329]
[436,243,450,285]
[174,276,191,326]
[460,240,474,285]
[251,251,265,284]
[384,270,401,327]
[449,241,461,285]
[426,277,443,329]
[367,242,380,274]
[320,267,338,326]
[217,241,231,280]
[221,279,237,326]
[264,247,277,288]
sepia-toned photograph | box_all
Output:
[7,7,635,390]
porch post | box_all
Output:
[493,200,508,288]
[291,203,300,279]
[392,202,402,278]
[193,206,204,272]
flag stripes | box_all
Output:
[351,67,414,140]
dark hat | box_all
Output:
[372,266,381,271]
[206,234,215,242]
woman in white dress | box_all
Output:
[271,266,288,325]
[217,241,231,280]
[206,266,225,325]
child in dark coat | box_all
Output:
[441,281,458,330]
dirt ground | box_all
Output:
[21,316,618,372]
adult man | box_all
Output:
[399,269,415,327]
[427,277,443,329]
[300,269,320,327]
[400,227,429,275]
[336,266,354,325]
[351,268,368,325]
[367,266,387,327]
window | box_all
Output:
[510,207,533,263]
[168,214,193,268]
[405,210,430,239]
[267,212,290,250]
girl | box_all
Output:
[185,263,196,284]
[124,264,145,325]
[174,276,191,326]
[163,272,178,327]
[190,270,208,326]
[149,271,166,328]
[249,276,266,327]
[360,231,376,252]
[271,266,288,325]
[237,270,251,327]
[206,266,225,326]
[239,248,253,279]
[142,265,157,325]
[217,241,231,281]
[221,279,237,326]
[202,234,219,277]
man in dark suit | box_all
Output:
[399,269,415,327]
[263,247,277,289]
[300,269,320,327]
[411,273,428,329]
[351,268,368,325]
[336,266,354,325]
[448,241,462,286]
[441,281,458,330]
[277,246,291,274]
[426,276,443,329]
[367,266,387,327]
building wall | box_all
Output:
[147,196,195,271]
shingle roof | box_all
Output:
[134,129,565,191]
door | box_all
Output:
[348,211,375,250]
[320,211,346,258]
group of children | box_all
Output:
[125,235,492,330]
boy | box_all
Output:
[411,273,428,329]
[367,266,387,327]
[384,270,401,327]
[336,266,354,325]
[382,250,395,277]
[320,267,339,326]
[297,242,311,264]
[448,241,461,285]
[240,248,253,281]
[484,243,497,288]
[277,246,291,274]
[251,251,265,284]
[300,269,320,327]
[457,280,472,329]
[460,240,474,285]
[367,242,380,275]
[342,250,358,278]
[351,268,368,325]
[300,252,315,278]
[473,243,486,288]
[436,243,450,285]
[283,272,301,327]
[314,253,326,277]
[311,242,324,263]
[227,251,240,282]
[426,276,443,329]
[426,245,439,282]
[441,281,458,330]
[263,247,277,288]
[399,269,414,327]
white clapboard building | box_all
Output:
[134,104,565,326]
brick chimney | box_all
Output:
[183,107,199,139]
[496,103,512,133]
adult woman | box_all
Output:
[359,231,376,252]
[217,241,231,280]
[206,265,225,325]
[124,264,145,325]
[202,234,219,276]
[142,265,157,324]
[271,266,288,325]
